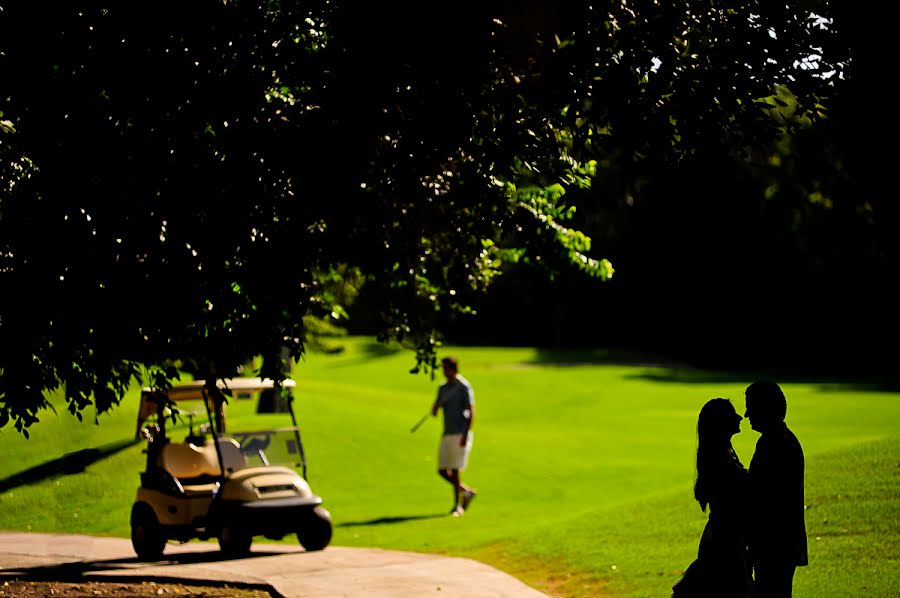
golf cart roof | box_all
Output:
[140,377,296,402]
[136,378,296,434]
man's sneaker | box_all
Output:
[451,505,465,517]
[461,489,477,510]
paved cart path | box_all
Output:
[0,532,549,598]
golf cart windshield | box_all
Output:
[230,427,305,469]
[136,377,308,477]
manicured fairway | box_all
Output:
[1,338,898,597]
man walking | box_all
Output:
[431,356,477,516]
[744,381,808,597]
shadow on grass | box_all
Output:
[624,367,900,393]
[360,340,406,358]
[337,513,446,527]
[530,347,692,368]
[0,438,139,492]
[524,347,900,393]
[323,339,411,369]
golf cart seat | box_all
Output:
[159,438,246,496]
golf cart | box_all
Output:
[131,378,332,559]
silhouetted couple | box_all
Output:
[672,381,807,598]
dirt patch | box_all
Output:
[0,579,272,597]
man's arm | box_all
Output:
[459,393,475,446]
[431,395,441,417]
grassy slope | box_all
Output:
[1,338,897,597]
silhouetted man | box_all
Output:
[744,381,808,597]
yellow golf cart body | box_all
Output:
[131,378,331,559]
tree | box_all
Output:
[447,3,881,373]
[0,1,846,433]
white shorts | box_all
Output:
[438,432,473,470]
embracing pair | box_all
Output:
[672,381,808,598]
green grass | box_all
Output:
[1,338,898,597]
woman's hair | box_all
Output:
[693,398,736,511]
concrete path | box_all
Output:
[0,532,549,598]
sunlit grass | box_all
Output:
[1,337,898,597]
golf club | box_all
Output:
[409,412,430,433]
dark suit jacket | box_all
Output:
[748,423,808,567]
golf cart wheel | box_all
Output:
[131,503,166,560]
[297,506,332,552]
[218,525,252,556]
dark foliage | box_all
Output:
[1,1,856,431]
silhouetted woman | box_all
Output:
[672,398,751,598]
